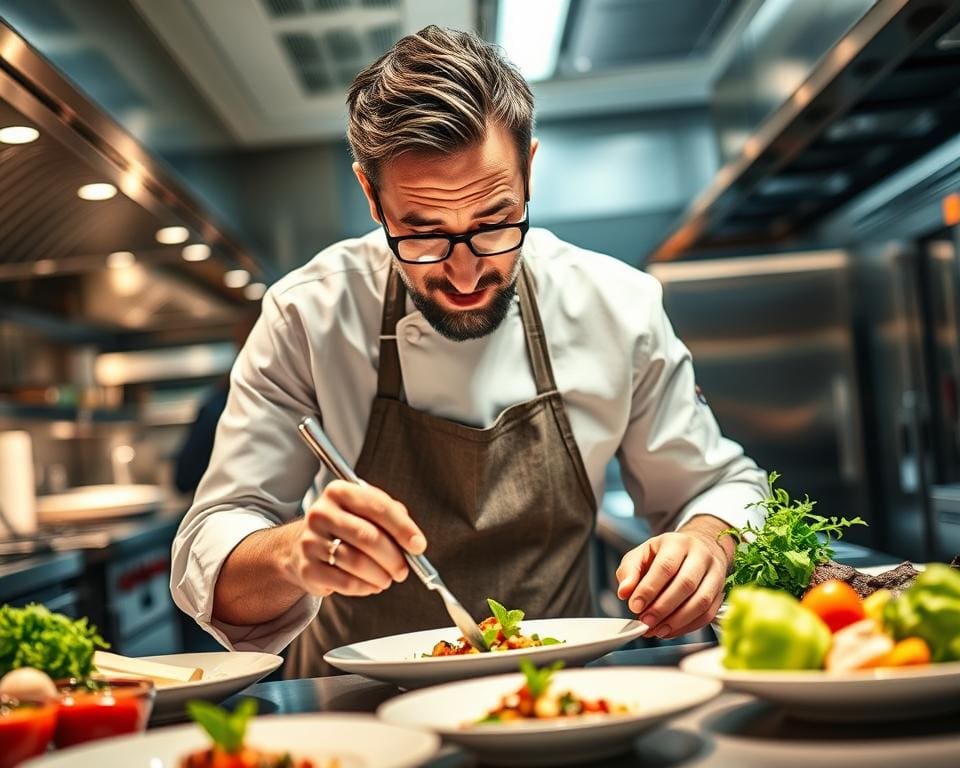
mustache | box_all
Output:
[423,270,505,294]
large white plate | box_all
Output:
[23,713,439,768]
[36,484,163,523]
[378,667,721,766]
[138,652,283,722]
[680,646,960,721]
[325,617,647,688]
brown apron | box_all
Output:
[288,263,598,678]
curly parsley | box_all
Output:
[0,603,109,680]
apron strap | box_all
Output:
[377,266,406,400]
[376,260,558,398]
[516,263,559,396]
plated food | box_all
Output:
[23,713,440,768]
[476,660,629,723]
[377,666,721,766]
[683,562,960,719]
[0,603,154,755]
[427,599,561,656]
[182,699,330,768]
[325,616,648,688]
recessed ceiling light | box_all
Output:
[181,243,211,262]
[244,282,266,301]
[156,226,189,245]
[33,259,56,275]
[224,269,250,288]
[77,182,117,201]
[0,126,39,144]
[106,250,136,269]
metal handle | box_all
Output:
[297,416,439,586]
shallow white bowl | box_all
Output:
[324,617,647,688]
[377,666,721,766]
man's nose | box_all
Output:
[443,242,483,293]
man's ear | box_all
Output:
[526,138,539,199]
[352,161,381,224]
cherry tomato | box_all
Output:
[800,579,865,633]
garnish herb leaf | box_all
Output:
[186,698,257,754]
[486,598,524,639]
[519,659,563,700]
[0,603,109,680]
[721,472,866,598]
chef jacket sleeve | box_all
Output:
[170,290,324,653]
[616,278,769,536]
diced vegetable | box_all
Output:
[721,586,831,670]
[862,589,892,624]
[873,637,931,668]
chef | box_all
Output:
[170,25,767,677]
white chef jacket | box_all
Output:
[170,227,767,653]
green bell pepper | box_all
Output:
[721,585,831,670]
[883,563,960,663]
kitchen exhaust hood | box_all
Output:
[0,18,270,330]
[648,0,960,262]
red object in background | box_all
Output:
[0,696,58,768]
[54,678,154,748]
[801,579,866,633]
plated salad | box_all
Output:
[474,660,630,723]
[721,563,960,672]
[427,599,561,657]
[183,699,338,768]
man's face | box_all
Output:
[356,123,536,341]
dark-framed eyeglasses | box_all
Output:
[373,195,530,265]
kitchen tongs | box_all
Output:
[298,416,490,653]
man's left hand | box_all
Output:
[615,515,734,639]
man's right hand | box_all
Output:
[285,480,427,597]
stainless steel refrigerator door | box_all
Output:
[648,251,871,544]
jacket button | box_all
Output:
[404,325,422,344]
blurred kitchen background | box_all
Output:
[2,0,960,653]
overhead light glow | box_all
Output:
[244,282,266,301]
[106,251,136,269]
[181,243,211,262]
[496,0,569,82]
[33,259,56,275]
[224,269,250,288]
[77,182,117,201]
[0,126,39,144]
[156,226,189,245]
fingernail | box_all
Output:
[656,626,671,638]
[641,613,656,626]
[409,533,426,553]
[617,579,629,593]
[396,567,409,582]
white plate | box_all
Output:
[680,646,960,721]
[36,484,163,523]
[325,617,648,688]
[136,652,283,722]
[378,667,721,766]
[23,713,439,768]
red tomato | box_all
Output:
[801,579,865,633]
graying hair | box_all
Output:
[346,25,534,187]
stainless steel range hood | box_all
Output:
[648,0,960,262]
[0,17,270,332]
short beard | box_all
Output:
[397,256,522,341]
